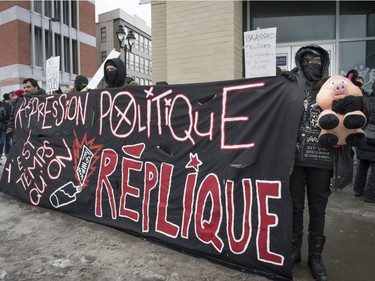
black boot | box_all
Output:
[291,231,303,264]
[308,235,328,281]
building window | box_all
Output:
[141,57,145,74]
[135,55,140,72]
[145,59,149,75]
[34,0,43,14]
[144,38,149,54]
[64,36,71,72]
[72,39,78,74]
[129,53,135,70]
[34,26,43,67]
[339,2,375,39]
[44,0,52,17]
[54,0,61,21]
[249,1,335,43]
[45,30,50,58]
[71,0,77,28]
[101,27,107,43]
[134,33,139,50]
[63,0,69,25]
[55,34,62,70]
[139,35,144,52]
[339,40,375,92]
[101,51,107,62]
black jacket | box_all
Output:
[7,88,46,136]
[293,45,333,169]
[356,91,375,161]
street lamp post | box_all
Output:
[116,25,136,79]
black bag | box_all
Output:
[331,145,354,192]
[364,124,375,145]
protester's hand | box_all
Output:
[280,70,296,82]
[65,86,76,94]
[332,96,364,115]
[6,127,12,137]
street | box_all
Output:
[1,159,375,281]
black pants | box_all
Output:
[289,166,332,237]
[354,159,375,199]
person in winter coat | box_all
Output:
[22,78,46,96]
[7,78,46,137]
[104,58,126,88]
[288,47,369,281]
[354,82,375,203]
[2,93,14,155]
[289,45,333,281]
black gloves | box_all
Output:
[332,96,364,115]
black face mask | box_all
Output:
[107,70,118,87]
[302,63,323,82]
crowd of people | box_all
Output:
[0,49,374,281]
[0,63,140,160]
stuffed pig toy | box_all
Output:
[316,75,367,148]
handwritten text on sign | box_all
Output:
[244,28,277,78]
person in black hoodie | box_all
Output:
[354,82,375,202]
[104,58,126,88]
[289,47,369,281]
[289,45,332,281]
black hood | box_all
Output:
[104,58,126,88]
[295,44,330,83]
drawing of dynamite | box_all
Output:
[50,145,94,208]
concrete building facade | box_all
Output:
[96,9,152,86]
[0,0,97,94]
[151,1,375,92]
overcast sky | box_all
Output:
[95,0,151,26]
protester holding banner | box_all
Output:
[22,78,46,96]
[66,75,89,93]
[7,78,46,137]
[104,58,126,88]
[289,45,332,281]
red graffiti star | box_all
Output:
[185,153,202,172]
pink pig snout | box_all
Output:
[330,79,347,97]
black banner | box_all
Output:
[0,76,304,280]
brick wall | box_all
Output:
[0,20,31,67]
[79,0,96,37]
[0,0,28,12]
[80,42,97,77]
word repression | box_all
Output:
[95,144,284,266]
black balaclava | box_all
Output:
[301,51,323,83]
[74,75,88,91]
[104,58,126,88]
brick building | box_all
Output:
[0,0,97,94]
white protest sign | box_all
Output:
[86,49,121,90]
[46,56,60,93]
[244,27,277,78]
